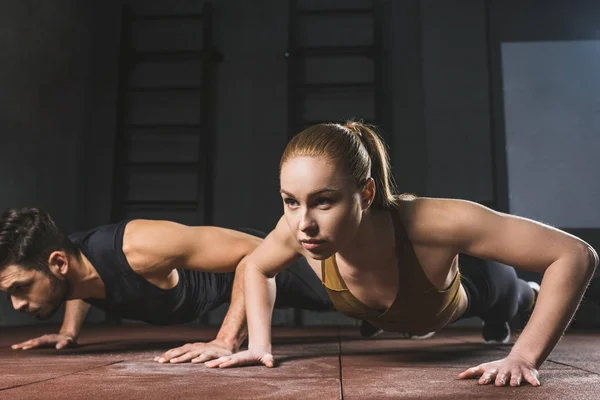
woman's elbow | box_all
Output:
[571,242,598,276]
[241,257,276,279]
[584,244,599,271]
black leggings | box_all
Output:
[459,254,535,323]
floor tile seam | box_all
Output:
[0,360,124,392]
[71,373,342,380]
[338,327,344,400]
[544,359,600,376]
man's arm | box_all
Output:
[213,257,248,351]
[12,300,90,350]
[121,220,261,363]
[155,258,250,364]
[60,300,91,338]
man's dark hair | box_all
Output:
[0,208,77,273]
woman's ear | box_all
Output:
[361,177,376,210]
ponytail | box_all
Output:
[343,121,398,209]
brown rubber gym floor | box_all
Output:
[1,324,599,399]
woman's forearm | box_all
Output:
[244,262,277,353]
[510,248,597,367]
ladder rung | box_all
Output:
[125,162,199,172]
[294,82,374,93]
[297,8,374,16]
[294,46,376,57]
[131,50,222,62]
[126,124,202,130]
[124,200,198,210]
[132,13,204,21]
[128,86,201,93]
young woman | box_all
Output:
[206,122,598,387]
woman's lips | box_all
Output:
[301,240,325,250]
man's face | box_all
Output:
[0,264,68,320]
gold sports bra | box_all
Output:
[320,207,463,335]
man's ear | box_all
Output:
[48,251,69,276]
[361,177,376,210]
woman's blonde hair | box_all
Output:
[280,121,398,209]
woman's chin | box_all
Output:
[304,248,335,260]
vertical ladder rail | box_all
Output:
[285,1,383,327]
[109,4,223,325]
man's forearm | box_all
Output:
[214,259,249,351]
[59,300,91,338]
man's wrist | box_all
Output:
[214,335,242,352]
[58,328,78,339]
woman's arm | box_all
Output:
[405,198,597,386]
[206,217,303,368]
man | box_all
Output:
[1,207,332,364]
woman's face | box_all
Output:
[280,156,365,260]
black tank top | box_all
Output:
[69,220,234,325]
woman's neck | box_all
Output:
[336,208,395,269]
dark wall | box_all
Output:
[421,0,493,203]
[0,1,93,231]
[0,1,115,325]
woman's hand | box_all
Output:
[459,354,540,386]
[154,339,236,364]
[204,348,275,369]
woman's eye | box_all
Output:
[316,198,333,206]
[284,198,299,207]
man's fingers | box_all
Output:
[21,339,42,350]
[170,351,204,364]
[11,335,75,351]
[156,347,190,363]
[56,338,74,350]
[191,351,219,364]
[11,341,31,349]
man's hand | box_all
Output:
[205,348,275,369]
[155,339,237,364]
[12,333,77,350]
[458,354,541,387]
